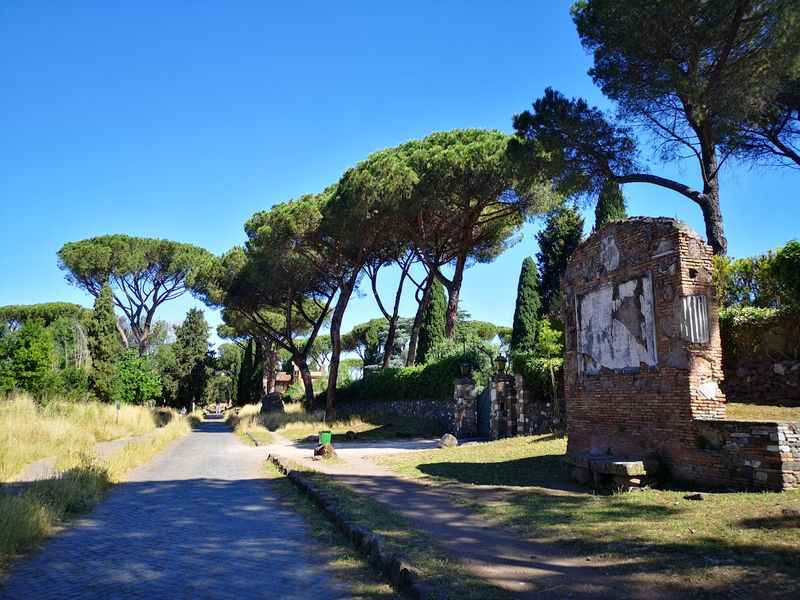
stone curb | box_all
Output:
[245,432,261,447]
[267,454,436,600]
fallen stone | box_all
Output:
[684,493,704,501]
[313,443,337,459]
[438,433,458,448]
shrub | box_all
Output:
[337,351,490,403]
[719,305,800,364]
[511,353,563,401]
[771,240,800,306]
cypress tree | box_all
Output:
[250,338,265,402]
[594,181,627,229]
[173,308,210,408]
[536,207,584,317]
[416,280,446,364]
[510,257,541,353]
[87,283,123,401]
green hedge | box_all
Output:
[719,306,800,364]
[511,352,563,400]
[336,352,487,403]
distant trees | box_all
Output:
[58,235,214,353]
[171,308,210,410]
[0,321,54,395]
[510,257,541,353]
[536,207,584,316]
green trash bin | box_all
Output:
[318,430,332,445]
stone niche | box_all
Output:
[562,218,800,491]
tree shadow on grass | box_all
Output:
[415,454,578,491]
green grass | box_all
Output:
[378,435,800,598]
[263,463,400,599]
[229,402,442,445]
[726,403,800,421]
[0,412,190,575]
[281,462,515,599]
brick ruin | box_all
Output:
[561,218,799,491]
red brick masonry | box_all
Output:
[561,218,799,490]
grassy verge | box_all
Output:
[281,461,514,599]
[726,402,800,421]
[0,411,189,575]
[262,463,400,599]
[229,402,441,445]
[1,393,168,482]
[378,436,800,597]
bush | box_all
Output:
[771,240,800,306]
[337,351,489,403]
[719,305,800,364]
[511,353,563,401]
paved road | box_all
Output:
[1,422,349,600]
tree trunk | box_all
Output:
[381,261,411,369]
[443,254,466,338]
[700,151,727,256]
[406,275,433,366]
[296,358,315,408]
[261,346,277,396]
[326,275,358,421]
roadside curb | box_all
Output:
[245,432,261,447]
[267,453,437,600]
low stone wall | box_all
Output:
[722,360,800,406]
[335,379,478,438]
[673,420,800,491]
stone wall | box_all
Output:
[722,360,800,407]
[335,378,478,438]
[486,374,564,439]
[687,420,800,490]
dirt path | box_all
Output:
[1,422,349,599]
[267,435,665,599]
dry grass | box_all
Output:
[379,435,800,597]
[229,402,441,445]
[0,393,165,482]
[0,411,189,574]
[726,402,800,421]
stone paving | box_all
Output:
[1,422,349,600]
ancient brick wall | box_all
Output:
[562,218,726,459]
[561,218,800,490]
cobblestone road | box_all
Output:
[1,422,349,600]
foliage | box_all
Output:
[0,303,90,331]
[713,241,800,308]
[456,320,499,343]
[771,240,800,306]
[417,280,446,364]
[536,206,584,316]
[87,283,124,402]
[594,180,626,229]
[58,234,214,353]
[342,318,386,366]
[171,308,210,407]
[0,320,54,396]
[538,0,800,254]
[110,350,162,406]
[512,354,564,401]
[719,305,800,364]
[215,343,242,403]
[510,257,541,352]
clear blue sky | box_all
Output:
[1,1,797,345]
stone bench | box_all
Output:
[564,453,660,492]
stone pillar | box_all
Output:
[515,374,527,436]
[453,377,477,438]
